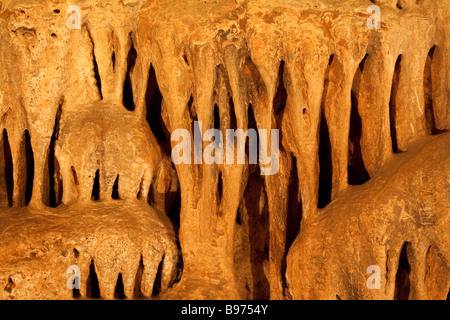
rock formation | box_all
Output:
[0,0,448,300]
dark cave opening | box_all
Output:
[318,113,332,208]
[92,48,103,100]
[24,130,34,206]
[123,34,137,111]
[423,46,446,136]
[3,130,13,207]
[273,60,287,115]
[152,259,163,297]
[48,103,62,207]
[91,169,100,201]
[390,55,402,153]
[114,273,126,299]
[86,260,101,299]
[145,65,169,145]
[348,55,370,185]
[394,242,411,300]
[112,175,119,200]
[318,55,333,208]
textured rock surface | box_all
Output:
[0,0,448,299]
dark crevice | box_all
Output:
[86,28,103,101]
[423,46,446,135]
[247,103,259,161]
[273,60,287,115]
[123,34,137,111]
[91,169,100,201]
[112,175,119,200]
[286,158,302,256]
[182,49,189,66]
[390,55,402,153]
[24,130,34,206]
[214,104,220,130]
[188,95,196,120]
[318,56,333,208]
[4,277,15,293]
[114,273,126,299]
[72,280,81,299]
[112,51,116,71]
[71,166,79,185]
[3,130,13,207]
[172,245,183,286]
[228,97,238,131]
[348,55,370,185]
[136,178,144,200]
[48,103,62,207]
[318,113,332,208]
[283,158,302,296]
[145,65,169,146]
[134,255,144,298]
[217,171,223,205]
[152,259,164,297]
[73,248,79,259]
[236,208,242,225]
[86,260,101,299]
[93,51,103,100]
[167,188,181,226]
[394,242,411,300]
[241,170,270,299]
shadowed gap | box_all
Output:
[112,51,116,71]
[48,103,62,207]
[3,130,13,207]
[214,104,220,130]
[394,242,411,300]
[167,188,181,227]
[390,55,402,153]
[217,171,223,207]
[242,170,270,299]
[123,34,137,111]
[24,130,34,206]
[112,175,119,199]
[423,46,446,135]
[348,55,370,185]
[152,259,164,297]
[145,65,169,145]
[72,277,81,299]
[92,48,103,100]
[91,169,100,201]
[318,115,332,208]
[285,158,302,255]
[283,158,302,296]
[273,61,287,115]
[86,260,101,298]
[236,208,242,225]
[114,273,126,299]
[134,255,144,298]
[4,277,15,293]
[72,248,81,299]
[318,56,333,207]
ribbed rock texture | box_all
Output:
[0,0,448,300]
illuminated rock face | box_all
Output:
[0,0,448,300]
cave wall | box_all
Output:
[0,0,448,300]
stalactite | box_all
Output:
[0,0,447,301]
